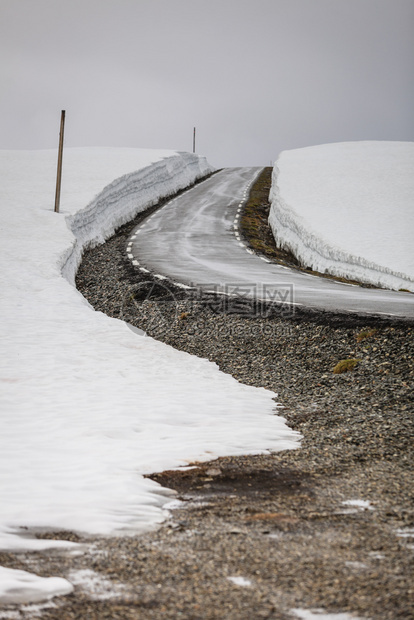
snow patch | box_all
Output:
[395,528,414,538]
[345,561,368,570]
[0,602,56,620]
[68,569,125,600]
[291,609,365,620]
[342,500,374,511]
[227,576,252,587]
[0,568,73,605]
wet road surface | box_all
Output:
[128,168,414,320]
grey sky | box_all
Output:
[1,0,413,167]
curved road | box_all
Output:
[127,168,414,320]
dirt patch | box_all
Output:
[240,167,300,268]
[149,463,311,500]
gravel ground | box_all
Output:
[1,172,413,619]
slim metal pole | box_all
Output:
[193,126,196,154]
[54,110,66,213]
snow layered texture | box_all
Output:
[62,148,215,283]
[269,142,414,292]
[0,148,300,604]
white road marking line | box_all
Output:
[127,172,316,311]
[375,311,399,316]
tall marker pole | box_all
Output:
[54,110,66,213]
[193,126,196,154]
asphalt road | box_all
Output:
[128,168,414,321]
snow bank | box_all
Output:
[0,148,300,604]
[269,142,414,292]
[62,149,215,283]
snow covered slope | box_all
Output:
[0,148,300,604]
[269,142,414,292]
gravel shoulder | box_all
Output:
[1,172,413,619]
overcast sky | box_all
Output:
[1,0,413,167]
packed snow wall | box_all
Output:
[268,142,414,292]
[63,150,214,283]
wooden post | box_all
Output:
[54,110,66,213]
[193,126,196,154]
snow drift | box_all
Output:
[0,148,300,605]
[269,141,414,292]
